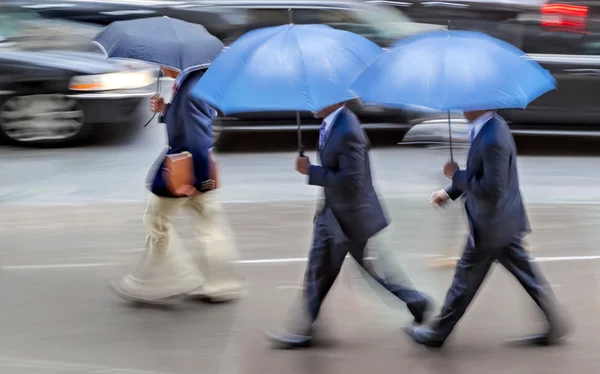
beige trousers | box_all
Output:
[118,192,243,301]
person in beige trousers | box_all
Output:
[109,66,243,305]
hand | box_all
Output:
[174,184,199,197]
[443,161,459,179]
[150,95,166,113]
[295,156,310,175]
[430,189,449,207]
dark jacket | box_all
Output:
[148,69,214,197]
[308,107,389,243]
[445,114,530,248]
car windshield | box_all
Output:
[0,9,40,39]
[0,8,100,51]
[351,5,430,40]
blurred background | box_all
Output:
[1,1,600,374]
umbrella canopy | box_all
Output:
[192,24,383,114]
[351,30,556,113]
[93,16,224,72]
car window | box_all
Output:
[246,8,290,28]
[0,9,39,38]
[293,8,384,41]
[294,6,429,42]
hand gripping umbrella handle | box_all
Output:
[144,70,162,128]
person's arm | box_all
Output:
[182,96,213,189]
[443,183,463,201]
[308,130,365,194]
[158,103,170,123]
[452,141,509,204]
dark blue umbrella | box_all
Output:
[351,30,556,159]
[93,16,224,73]
[192,23,383,154]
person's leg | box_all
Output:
[112,194,202,302]
[267,215,347,347]
[432,236,498,338]
[348,240,430,323]
[498,237,570,343]
[406,235,498,346]
[303,225,348,324]
[185,192,243,302]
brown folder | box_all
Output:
[163,151,218,195]
[163,151,194,195]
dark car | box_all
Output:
[8,0,444,145]
[365,0,600,133]
[0,7,159,146]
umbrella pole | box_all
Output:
[296,111,304,156]
[447,110,454,162]
[144,70,162,128]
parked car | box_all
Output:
[0,7,159,146]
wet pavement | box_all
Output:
[2,92,600,373]
[0,198,599,374]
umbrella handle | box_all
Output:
[298,147,304,157]
[144,69,162,128]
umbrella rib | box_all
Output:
[486,48,528,108]
[166,19,186,72]
[218,27,285,113]
[290,27,317,111]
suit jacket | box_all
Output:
[308,107,389,243]
[445,114,530,248]
[148,69,214,197]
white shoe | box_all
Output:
[108,281,186,306]
[187,284,244,303]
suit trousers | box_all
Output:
[118,192,243,301]
[301,214,427,326]
[433,234,559,339]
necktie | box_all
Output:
[319,120,327,149]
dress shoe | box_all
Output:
[265,328,313,349]
[507,322,571,346]
[409,296,432,325]
[404,325,445,348]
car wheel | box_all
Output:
[0,94,91,147]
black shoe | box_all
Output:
[409,296,432,325]
[265,328,312,349]
[507,322,571,347]
[404,325,445,348]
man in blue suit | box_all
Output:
[405,110,570,347]
[109,67,243,305]
[267,103,431,348]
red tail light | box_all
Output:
[541,3,588,30]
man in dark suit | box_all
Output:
[267,103,431,348]
[405,110,570,347]
[109,67,243,305]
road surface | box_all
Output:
[1,112,600,373]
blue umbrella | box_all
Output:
[351,30,556,159]
[93,16,224,73]
[192,23,383,154]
